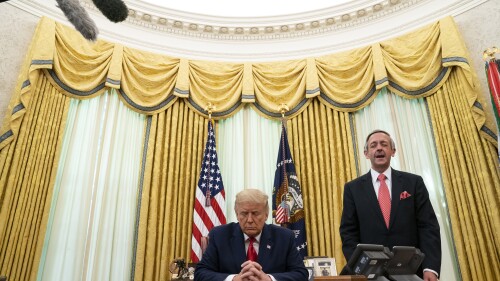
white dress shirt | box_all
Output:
[370,167,392,199]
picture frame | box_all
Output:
[313,257,337,277]
[303,256,316,267]
[303,256,327,267]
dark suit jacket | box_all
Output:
[194,222,308,281]
[339,169,441,275]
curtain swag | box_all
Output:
[0,16,497,151]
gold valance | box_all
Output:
[0,16,496,150]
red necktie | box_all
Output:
[247,237,258,261]
[378,174,391,228]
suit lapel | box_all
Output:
[230,223,247,269]
[257,225,273,266]
[389,169,403,228]
[362,172,387,226]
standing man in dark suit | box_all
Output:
[195,188,308,281]
[340,130,441,281]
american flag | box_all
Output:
[276,198,290,223]
[272,122,308,258]
[191,120,226,262]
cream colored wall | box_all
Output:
[0,1,499,131]
[454,0,500,130]
[0,3,37,126]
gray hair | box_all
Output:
[234,189,269,211]
[364,129,396,152]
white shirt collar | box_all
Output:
[370,167,392,184]
[244,232,262,243]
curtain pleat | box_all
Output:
[381,22,444,96]
[187,61,244,118]
[427,69,500,281]
[252,60,307,117]
[134,100,206,281]
[286,99,357,272]
[53,26,114,94]
[0,74,69,281]
[316,46,378,110]
[120,47,179,114]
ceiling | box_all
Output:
[140,0,354,17]
[8,0,488,61]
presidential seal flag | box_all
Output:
[272,123,308,258]
[191,120,226,262]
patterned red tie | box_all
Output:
[378,174,391,228]
[247,237,258,261]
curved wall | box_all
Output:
[0,0,498,130]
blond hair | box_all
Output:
[234,189,269,211]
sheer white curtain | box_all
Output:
[354,88,460,280]
[37,90,146,281]
[218,106,281,223]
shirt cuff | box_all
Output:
[224,273,275,280]
[423,268,439,277]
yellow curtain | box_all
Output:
[286,99,357,272]
[134,100,206,281]
[0,74,70,281]
[4,17,495,133]
[427,68,500,281]
[316,46,379,111]
[0,14,499,281]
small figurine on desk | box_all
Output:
[169,258,189,279]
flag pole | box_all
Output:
[483,47,500,166]
[205,102,215,206]
[279,103,289,228]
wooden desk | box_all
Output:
[170,275,367,281]
[315,276,367,281]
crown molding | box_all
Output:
[7,0,487,61]
[100,0,425,40]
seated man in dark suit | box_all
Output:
[195,188,308,281]
[340,129,441,281]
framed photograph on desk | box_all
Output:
[304,256,327,267]
[313,257,337,277]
